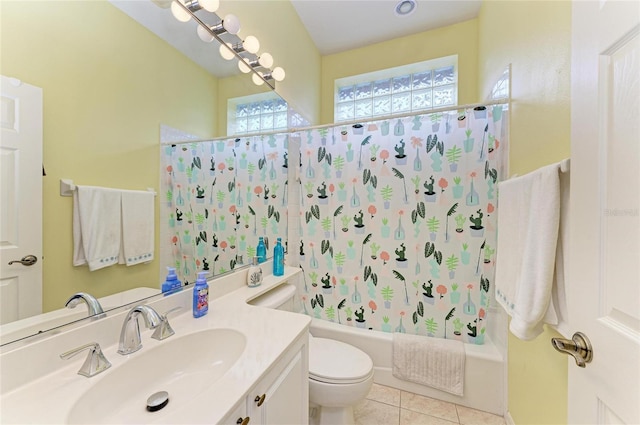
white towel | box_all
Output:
[392,333,465,396]
[120,190,155,266]
[495,160,569,340]
[73,186,122,271]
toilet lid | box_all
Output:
[309,337,373,384]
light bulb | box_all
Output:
[242,36,260,54]
[170,0,191,22]
[199,0,219,12]
[258,53,274,68]
[252,72,265,86]
[238,59,252,74]
[197,25,214,42]
[219,43,236,60]
[222,14,241,35]
[271,67,285,82]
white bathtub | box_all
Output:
[309,316,505,416]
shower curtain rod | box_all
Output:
[164,98,510,146]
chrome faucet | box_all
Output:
[60,342,111,377]
[151,307,181,341]
[65,292,105,318]
[117,305,163,355]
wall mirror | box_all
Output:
[0,0,296,346]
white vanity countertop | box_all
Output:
[0,266,308,424]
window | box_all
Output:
[490,66,510,100]
[335,56,458,122]
[228,93,308,136]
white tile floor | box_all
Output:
[354,384,506,425]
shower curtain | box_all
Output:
[297,105,507,344]
[160,134,289,284]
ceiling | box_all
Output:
[290,0,482,55]
[111,0,482,78]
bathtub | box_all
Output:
[308,315,505,416]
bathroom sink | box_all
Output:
[67,328,246,424]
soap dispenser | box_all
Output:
[162,267,182,295]
[247,256,263,287]
[192,272,209,318]
[273,237,284,277]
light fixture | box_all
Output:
[271,67,285,82]
[171,0,219,22]
[252,66,285,86]
[394,0,417,16]
[196,14,240,42]
[258,53,274,68]
[252,72,266,86]
[242,36,260,54]
[219,35,259,60]
[219,42,241,60]
[237,53,274,73]
[170,1,191,22]
[166,1,284,89]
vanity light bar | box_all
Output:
[171,0,281,90]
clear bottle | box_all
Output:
[273,238,285,277]
[192,271,209,318]
[256,237,267,263]
[247,256,263,287]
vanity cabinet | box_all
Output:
[221,333,309,425]
[224,401,249,425]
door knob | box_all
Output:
[551,331,593,368]
[8,255,38,266]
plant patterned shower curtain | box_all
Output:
[161,134,289,284]
[297,105,507,344]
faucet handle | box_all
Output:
[151,307,181,341]
[60,342,111,377]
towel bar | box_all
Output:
[60,179,156,197]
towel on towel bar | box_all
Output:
[120,190,155,266]
[73,186,122,271]
[495,160,570,340]
[392,333,465,396]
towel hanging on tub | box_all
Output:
[392,332,465,396]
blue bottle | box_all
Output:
[161,267,182,295]
[192,271,209,318]
[273,237,284,276]
[256,237,267,264]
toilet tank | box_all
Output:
[248,283,297,312]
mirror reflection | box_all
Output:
[0,0,294,345]
[159,132,290,285]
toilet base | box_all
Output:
[311,404,355,425]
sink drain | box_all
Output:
[146,391,169,412]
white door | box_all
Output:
[0,76,43,324]
[568,1,640,423]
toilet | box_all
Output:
[249,284,374,425]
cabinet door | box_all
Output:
[251,349,308,425]
[220,400,249,425]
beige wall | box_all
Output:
[320,19,479,124]
[1,1,219,312]
[477,1,572,423]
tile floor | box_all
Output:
[354,384,506,425]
